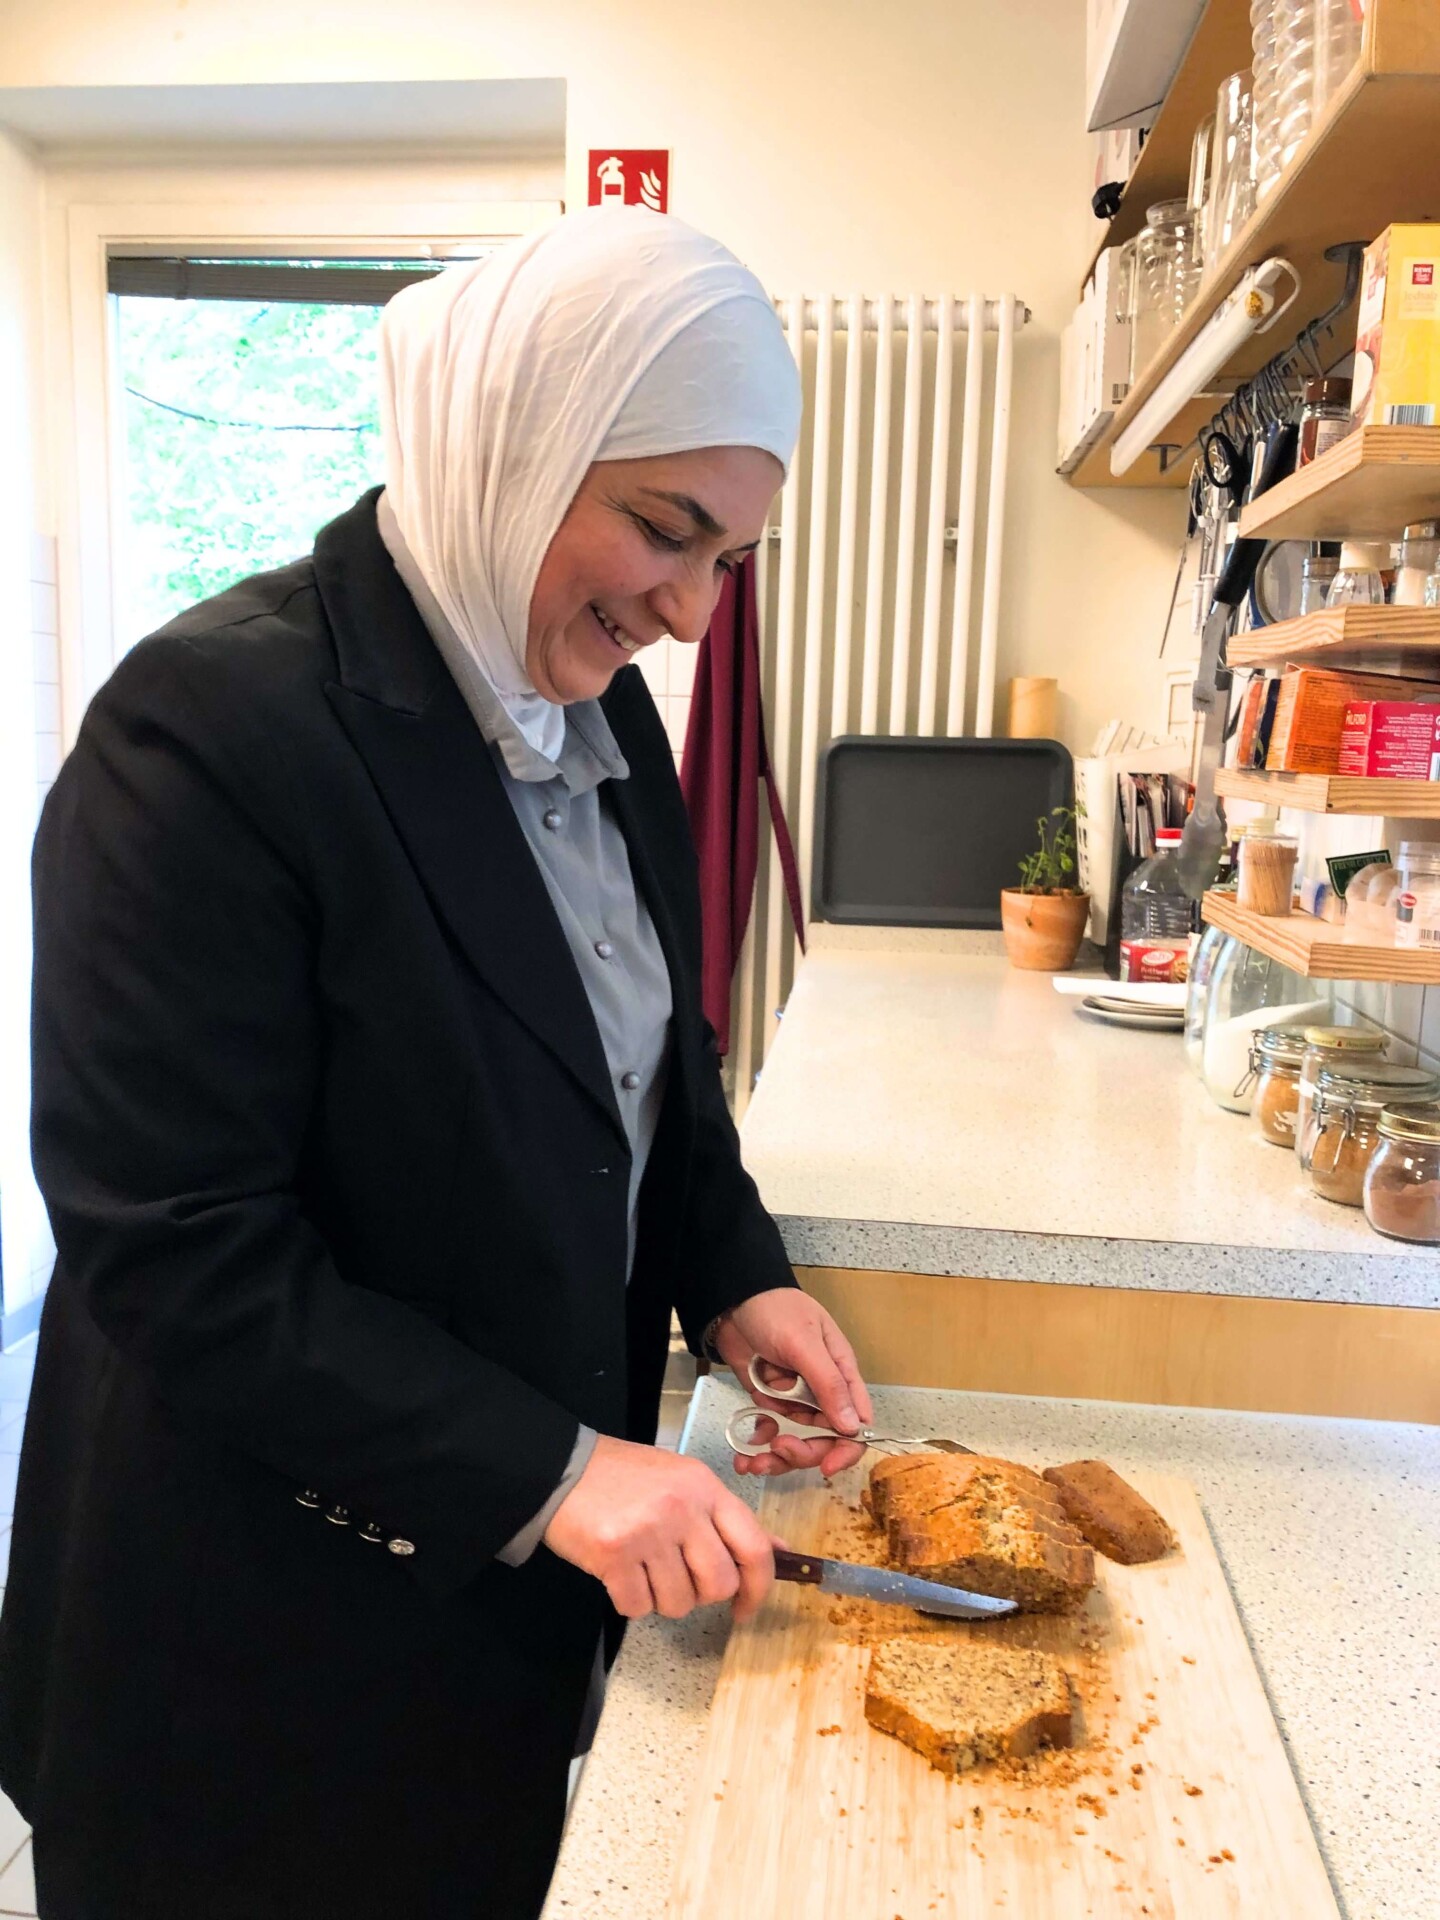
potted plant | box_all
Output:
[1001,806,1090,972]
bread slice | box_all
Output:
[868,1453,1094,1614]
[1041,1459,1176,1565]
[864,1634,1076,1778]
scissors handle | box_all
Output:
[746,1355,822,1410]
[725,1405,856,1457]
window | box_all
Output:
[110,256,463,646]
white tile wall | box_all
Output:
[29,534,59,821]
[637,636,697,777]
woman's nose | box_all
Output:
[650,570,720,648]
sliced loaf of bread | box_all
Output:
[868,1452,1094,1613]
[864,1634,1076,1777]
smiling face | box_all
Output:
[525,445,782,703]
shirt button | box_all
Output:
[594,940,615,960]
[542,807,563,831]
[387,1538,416,1557]
[620,1071,640,1091]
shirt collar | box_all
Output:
[375,488,629,791]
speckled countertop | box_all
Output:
[542,1375,1440,1920]
[738,927,1439,1308]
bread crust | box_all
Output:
[864,1635,1076,1778]
[1041,1459,1176,1565]
[868,1453,1095,1613]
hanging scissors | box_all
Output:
[724,1358,975,1458]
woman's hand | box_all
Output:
[543,1433,779,1622]
[711,1288,874,1479]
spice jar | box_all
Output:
[1295,1027,1389,1169]
[1308,1067,1440,1206]
[1363,1104,1440,1243]
[1245,1025,1310,1145]
[1297,375,1351,466]
[1394,521,1440,608]
[1325,540,1391,608]
[1392,841,1440,952]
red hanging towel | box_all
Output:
[679,554,806,1056]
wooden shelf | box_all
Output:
[1068,0,1440,489]
[1228,605,1440,672]
[1216,766,1440,814]
[1236,425,1440,539]
[1202,888,1440,981]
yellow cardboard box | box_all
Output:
[1351,223,1440,428]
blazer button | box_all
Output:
[620,1071,640,1091]
[295,1489,322,1509]
[357,1521,384,1544]
[388,1537,416,1557]
[325,1504,352,1527]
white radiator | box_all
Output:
[732,290,1030,1117]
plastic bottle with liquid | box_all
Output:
[1119,827,1195,983]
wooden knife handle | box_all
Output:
[773,1549,824,1585]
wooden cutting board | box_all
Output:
[666,1467,1340,1919]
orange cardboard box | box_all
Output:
[1352,223,1440,428]
[1265,667,1440,774]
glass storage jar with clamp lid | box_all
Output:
[1245,1025,1311,1146]
[1307,1065,1440,1206]
[1295,1025,1389,1168]
[1363,1105,1440,1243]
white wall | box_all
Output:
[0,126,52,1332]
[0,0,1187,755]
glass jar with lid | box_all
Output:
[1394,522,1440,607]
[1308,1067,1440,1206]
[1200,939,1332,1114]
[1184,922,1229,1075]
[1295,1025,1389,1168]
[1296,376,1351,466]
[1392,841,1440,952]
[1244,1025,1311,1144]
[1363,1105,1440,1244]
[1298,542,1341,614]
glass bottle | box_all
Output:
[1274,0,1319,170]
[1250,0,1283,198]
[1200,938,1332,1114]
[1312,0,1364,118]
[1325,539,1390,608]
[1298,543,1341,613]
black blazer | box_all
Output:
[0,490,795,1920]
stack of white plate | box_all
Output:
[1051,975,1186,1032]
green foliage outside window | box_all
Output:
[117,294,385,646]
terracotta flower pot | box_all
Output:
[1000,888,1091,972]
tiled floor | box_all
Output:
[0,1327,698,1915]
[0,1337,35,1918]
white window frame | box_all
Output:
[53,191,559,744]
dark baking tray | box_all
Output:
[813,735,1074,928]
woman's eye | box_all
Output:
[716,556,738,577]
[636,516,686,554]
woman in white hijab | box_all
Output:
[9,207,872,1920]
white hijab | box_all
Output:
[377,207,801,765]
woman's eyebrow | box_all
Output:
[636,488,725,538]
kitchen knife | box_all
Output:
[773,1549,1017,1620]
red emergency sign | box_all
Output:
[587,150,670,215]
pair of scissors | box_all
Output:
[724,1357,974,1458]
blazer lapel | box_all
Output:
[314,492,625,1145]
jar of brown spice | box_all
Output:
[1295,1027,1388,1170]
[1308,1068,1440,1207]
[1363,1105,1440,1243]
[1245,1026,1309,1146]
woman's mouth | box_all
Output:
[591,604,641,656]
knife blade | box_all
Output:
[773,1549,1016,1620]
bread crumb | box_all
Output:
[1208,1855,1224,1865]
[1177,1837,1186,1847]
[713,1793,723,1802]
[1106,1785,1119,1796]
[817,1724,841,1736]
[1183,1783,1203,1797]
[1076,1793,1107,1818]
[1221,1848,1235,1862]
[1181,1655,1196,1666]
